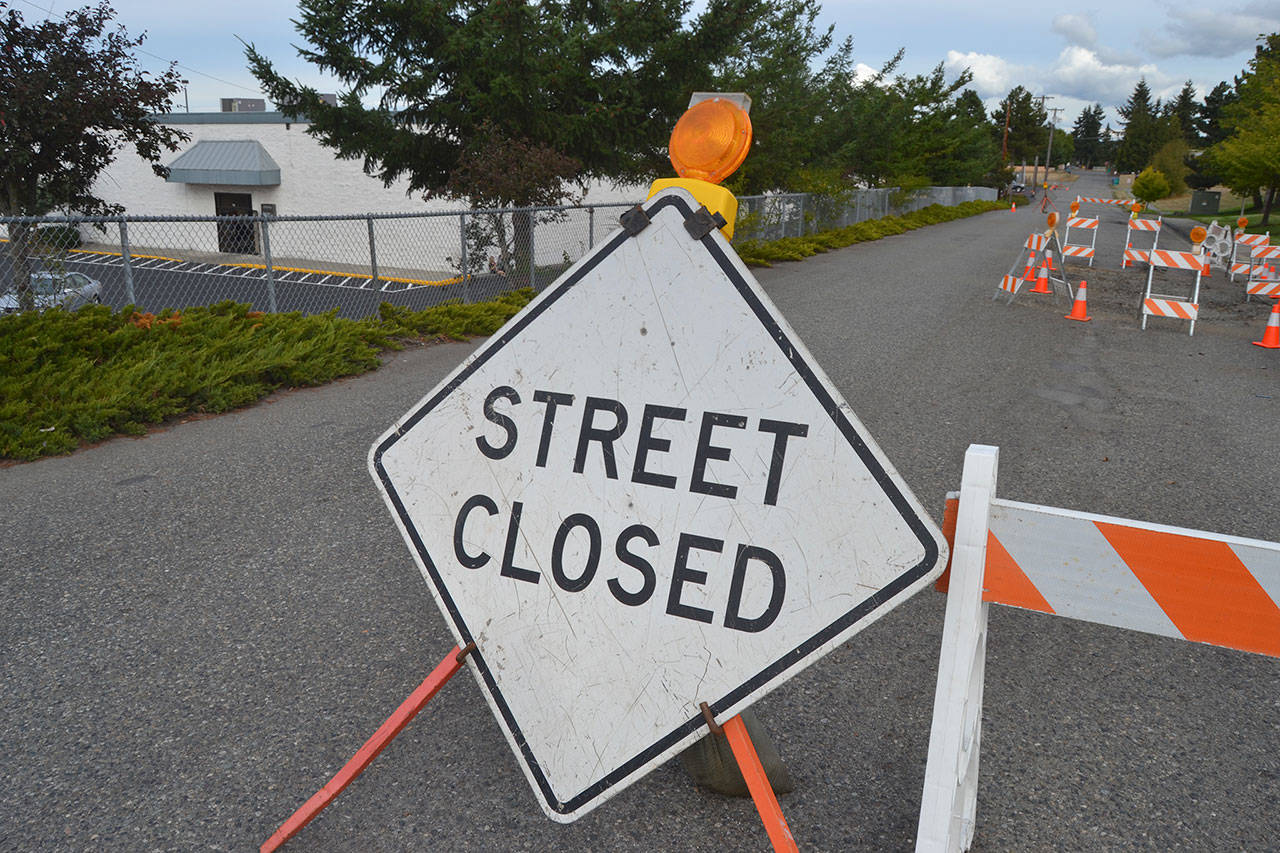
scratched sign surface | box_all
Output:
[370,188,947,822]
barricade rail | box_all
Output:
[916,444,1280,852]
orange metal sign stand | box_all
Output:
[261,642,800,851]
[723,714,800,852]
[260,643,471,853]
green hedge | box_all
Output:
[0,291,534,461]
[734,200,1007,267]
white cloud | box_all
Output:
[1052,14,1097,48]
[1051,45,1171,103]
[852,62,881,84]
[944,50,1031,97]
[946,42,1190,128]
[1146,5,1280,58]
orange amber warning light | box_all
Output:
[669,96,753,183]
[647,93,752,239]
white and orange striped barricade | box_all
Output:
[915,444,1280,853]
[1120,216,1161,269]
[1142,249,1204,335]
[1074,195,1128,206]
[1040,245,1072,299]
[1061,216,1098,266]
[1245,244,1280,299]
[994,233,1053,302]
[1229,231,1269,281]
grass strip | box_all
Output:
[0,291,533,461]
[732,200,1008,267]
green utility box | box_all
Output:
[1190,190,1222,214]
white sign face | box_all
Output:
[370,188,947,822]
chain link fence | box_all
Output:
[734,186,997,243]
[2,186,994,319]
[0,204,633,320]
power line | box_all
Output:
[10,0,56,15]
[135,48,263,96]
[9,0,263,97]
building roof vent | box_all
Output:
[221,98,266,113]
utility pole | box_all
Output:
[1044,101,1064,180]
[1001,101,1011,163]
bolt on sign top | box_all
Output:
[369,187,948,823]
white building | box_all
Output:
[99,109,641,218]
[89,109,644,275]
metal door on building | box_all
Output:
[215,192,258,254]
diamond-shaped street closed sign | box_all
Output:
[370,188,947,823]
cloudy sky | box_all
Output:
[8,0,1280,129]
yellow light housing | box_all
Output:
[1238,216,1250,229]
[1046,212,1059,229]
[1190,226,1207,244]
[1130,202,1143,213]
[668,97,752,185]
[1069,201,1080,214]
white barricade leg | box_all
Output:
[916,445,998,853]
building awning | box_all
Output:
[166,140,280,185]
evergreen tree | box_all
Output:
[818,56,999,188]
[950,89,1006,186]
[1197,81,1238,146]
[881,64,989,185]
[1071,104,1105,168]
[714,0,838,193]
[1100,124,1119,165]
[1170,80,1199,144]
[1049,127,1074,166]
[991,86,1047,164]
[245,0,760,204]
[1115,79,1159,172]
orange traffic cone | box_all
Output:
[1021,252,1037,284]
[1045,250,1057,272]
[1253,300,1280,348]
[1030,262,1053,294]
[1064,281,1091,321]
[1011,202,1017,212]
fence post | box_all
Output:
[798,194,806,236]
[118,218,136,306]
[367,215,379,286]
[260,216,278,313]
[588,206,595,250]
[529,214,537,291]
[459,212,469,303]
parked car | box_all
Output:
[1009,180,1026,194]
[0,271,103,314]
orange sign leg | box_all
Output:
[723,714,800,853]
[260,644,469,853]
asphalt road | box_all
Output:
[2,169,1277,852]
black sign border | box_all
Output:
[372,192,940,817]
